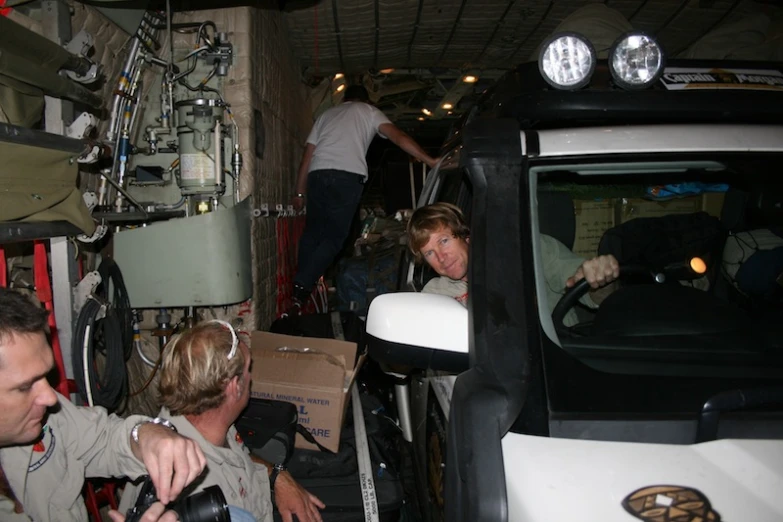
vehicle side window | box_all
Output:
[438,168,472,221]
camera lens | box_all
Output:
[174,485,230,522]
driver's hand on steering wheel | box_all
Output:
[566,254,620,290]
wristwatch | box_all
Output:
[269,463,287,493]
[131,417,177,445]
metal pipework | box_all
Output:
[99,168,148,218]
[145,126,173,155]
[107,11,160,142]
[230,120,242,202]
[155,308,172,351]
[108,54,145,205]
[0,50,102,108]
[97,172,110,207]
[214,119,223,189]
[107,37,141,143]
[160,76,172,132]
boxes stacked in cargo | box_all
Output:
[249,331,365,453]
[572,193,726,257]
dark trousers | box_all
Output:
[294,169,365,292]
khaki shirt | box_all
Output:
[0,393,149,522]
[119,409,273,522]
[0,499,30,521]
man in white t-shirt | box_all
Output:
[407,203,620,327]
[289,85,438,312]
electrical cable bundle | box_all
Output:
[71,258,132,411]
[72,297,128,411]
[97,258,134,359]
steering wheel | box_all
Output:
[551,265,664,335]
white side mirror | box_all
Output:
[366,293,469,371]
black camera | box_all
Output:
[125,476,230,522]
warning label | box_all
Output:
[180,153,214,181]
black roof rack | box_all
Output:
[471,59,783,130]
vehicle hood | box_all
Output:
[503,433,783,521]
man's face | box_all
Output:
[0,332,58,446]
[420,225,470,282]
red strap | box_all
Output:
[33,241,69,397]
[0,0,11,17]
[0,247,7,288]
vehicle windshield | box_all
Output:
[526,150,783,444]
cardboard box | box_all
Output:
[619,196,701,223]
[249,331,365,452]
[572,198,616,257]
[701,192,726,218]
[620,193,725,223]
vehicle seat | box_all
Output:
[407,251,438,292]
[538,191,576,250]
[597,211,726,286]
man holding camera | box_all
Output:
[0,287,207,522]
[118,320,325,522]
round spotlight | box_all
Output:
[538,32,596,90]
[609,32,665,90]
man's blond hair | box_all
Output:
[159,322,246,416]
[406,202,470,263]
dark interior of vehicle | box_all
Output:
[539,164,783,379]
[534,158,783,444]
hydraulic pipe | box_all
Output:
[107,37,141,142]
[126,62,145,143]
[230,120,242,202]
[108,53,143,194]
[214,120,222,189]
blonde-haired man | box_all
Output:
[407,202,620,325]
[119,321,325,522]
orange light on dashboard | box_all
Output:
[690,257,707,274]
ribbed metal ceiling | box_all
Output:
[284,0,761,75]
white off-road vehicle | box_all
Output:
[367,31,783,522]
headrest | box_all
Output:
[538,191,576,250]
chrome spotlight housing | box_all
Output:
[538,32,596,90]
[609,32,665,90]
